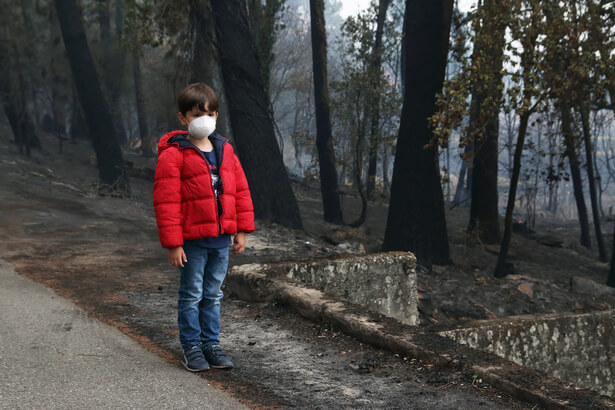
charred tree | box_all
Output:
[495,108,534,278]
[70,86,88,140]
[382,0,453,269]
[54,0,129,194]
[132,50,151,157]
[210,0,302,229]
[189,0,215,85]
[0,26,38,157]
[580,106,607,261]
[366,0,393,200]
[97,0,128,143]
[607,89,615,286]
[609,224,615,287]
[309,0,344,225]
[188,0,231,138]
[560,104,591,249]
[467,0,507,245]
[248,0,285,93]
[349,107,368,228]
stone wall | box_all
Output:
[228,252,419,326]
[439,310,615,397]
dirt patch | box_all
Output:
[1,133,612,407]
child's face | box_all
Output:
[177,104,218,128]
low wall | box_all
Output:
[439,310,615,398]
[228,252,419,326]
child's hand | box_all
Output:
[168,246,187,267]
[232,232,246,254]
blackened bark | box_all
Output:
[580,106,607,261]
[467,0,506,245]
[382,0,453,268]
[2,103,21,148]
[495,112,530,278]
[70,86,88,140]
[0,79,36,157]
[97,0,127,143]
[54,0,129,194]
[132,51,151,157]
[210,0,302,229]
[189,0,215,84]
[609,222,615,287]
[607,87,615,286]
[309,0,344,224]
[468,108,501,243]
[560,104,591,249]
[49,5,68,153]
[349,108,367,228]
[366,0,393,200]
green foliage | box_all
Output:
[430,0,615,157]
[330,0,403,169]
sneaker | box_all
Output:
[202,345,234,369]
[182,346,210,372]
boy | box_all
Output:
[153,83,255,372]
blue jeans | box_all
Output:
[177,243,229,351]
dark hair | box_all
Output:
[177,83,219,115]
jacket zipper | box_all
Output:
[179,143,225,234]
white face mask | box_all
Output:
[188,115,217,139]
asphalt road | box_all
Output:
[0,259,246,410]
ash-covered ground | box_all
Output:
[1,132,612,408]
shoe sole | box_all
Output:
[182,359,210,372]
[209,364,234,369]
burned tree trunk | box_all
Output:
[560,104,591,249]
[580,106,606,261]
[189,0,215,85]
[607,89,615,286]
[309,0,344,225]
[132,50,151,157]
[467,0,507,245]
[495,111,530,278]
[366,0,393,200]
[210,0,302,229]
[382,0,453,269]
[54,0,129,194]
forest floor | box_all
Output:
[1,131,614,408]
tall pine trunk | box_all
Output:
[210,0,302,229]
[98,0,127,143]
[606,89,615,286]
[132,51,151,157]
[495,111,530,277]
[54,0,129,194]
[560,104,591,249]
[366,0,393,200]
[580,106,606,261]
[382,0,453,268]
[189,0,215,85]
[309,0,344,225]
[467,0,507,245]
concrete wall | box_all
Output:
[439,310,615,398]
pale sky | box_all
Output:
[339,0,476,19]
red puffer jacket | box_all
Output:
[153,130,255,249]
